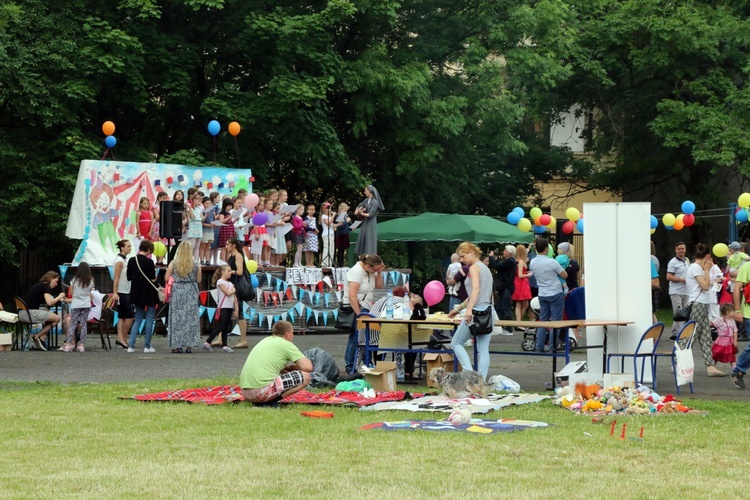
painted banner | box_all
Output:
[65,160,253,265]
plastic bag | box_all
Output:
[488,374,521,392]
[675,345,694,386]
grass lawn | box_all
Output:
[1,378,746,499]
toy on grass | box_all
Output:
[447,406,472,425]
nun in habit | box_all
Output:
[353,184,384,256]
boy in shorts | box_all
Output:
[239,321,312,404]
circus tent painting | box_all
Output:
[66,160,253,265]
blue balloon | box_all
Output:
[576,219,584,233]
[105,135,116,148]
[208,120,220,136]
[665,224,674,231]
[507,211,521,225]
[513,206,525,217]
[650,215,658,229]
[681,200,695,215]
[533,225,546,234]
[737,209,749,223]
[251,275,259,288]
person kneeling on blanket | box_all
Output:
[240,320,313,404]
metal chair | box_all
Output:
[14,297,41,351]
[606,322,665,388]
[653,320,697,395]
[86,294,114,350]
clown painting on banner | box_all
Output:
[65,160,253,265]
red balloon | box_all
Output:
[539,214,551,226]
[683,213,695,227]
[562,221,575,234]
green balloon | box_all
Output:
[548,244,554,257]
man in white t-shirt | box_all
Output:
[667,242,689,339]
[445,253,462,311]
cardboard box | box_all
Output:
[424,353,461,388]
[360,361,398,392]
[555,361,588,387]
[603,373,637,389]
[0,332,11,351]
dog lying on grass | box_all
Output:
[428,367,491,398]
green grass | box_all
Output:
[1,378,747,498]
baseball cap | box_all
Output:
[729,241,741,251]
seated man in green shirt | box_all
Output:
[240,320,313,404]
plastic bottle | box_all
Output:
[385,289,394,319]
[402,292,412,319]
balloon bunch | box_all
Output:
[506,206,556,234]
[562,207,584,235]
[736,193,750,223]
[661,200,696,232]
[102,121,116,149]
[208,120,242,166]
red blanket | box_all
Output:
[128,387,414,406]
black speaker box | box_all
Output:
[159,200,184,239]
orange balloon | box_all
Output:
[673,218,684,230]
[228,121,241,137]
[533,216,541,226]
[102,121,115,136]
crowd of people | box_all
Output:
[132,184,385,270]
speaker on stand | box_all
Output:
[159,201,183,262]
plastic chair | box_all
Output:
[14,297,41,351]
[653,320,696,395]
[606,322,665,387]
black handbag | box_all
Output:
[673,302,693,322]
[335,304,356,330]
[235,274,256,302]
[469,307,493,336]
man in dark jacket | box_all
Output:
[488,245,517,334]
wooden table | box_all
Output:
[361,317,632,384]
[360,318,459,366]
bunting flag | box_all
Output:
[59,265,69,280]
[332,309,338,320]
[288,310,295,322]
[276,280,282,292]
[324,292,330,307]
[265,272,272,286]
[313,309,320,324]
[299,289,306,300]
[306,308,312,322]
[281,312,288,322]
[291,284,298,298]
[209,289,219,303]
[285,288,294,301]
[258,312,265,325]
[322,311,329,325]
[273,315,280,323]
[112,311,119,327]
[199,291,209,305]
[282,282,288,293]
[314,292,321,306]
[296,302,305,315]
[206,307,216,321]
[322,276,333,289]
[107,266,115,281]
[266,315,273,329]
[199,306,207,318]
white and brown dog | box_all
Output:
[428,367,491,398]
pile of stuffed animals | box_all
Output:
[553,382,691,415]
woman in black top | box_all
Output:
[126,239,159,353]
[22,271,66,350]
[225,238,248,349]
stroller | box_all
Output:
[521,287,583,351]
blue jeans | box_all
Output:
[344,308,369,373]
[536,293,564,352]
[448,296,461,312]
[450,305,491,378]
[128,305,156,349]
[734,341,750,375]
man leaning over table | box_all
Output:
[240,321,312,405]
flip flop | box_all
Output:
[171,348,183,354]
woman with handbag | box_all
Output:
[448,242,494,378]
[226,238,249,349]
[164,241,202,353]
[126,239,159,353]
[342,253,385,374]
[685,243,726,376]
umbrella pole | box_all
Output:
[407,242,416,271]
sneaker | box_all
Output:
[76,344,85,353]
[63,343,74,353]
[498,328,514,336]
[144,347,156,353]
[669,334,677,341]
[731,372,745,389]
[33,337,47,351]
[202,342,213,353]
[222,346,234,353]
[127,348,136,353]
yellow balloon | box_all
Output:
[739,193,750,208]
[650,228,656,235]
[565,207,580,222]
[529,207,543,219]
[517,218,532,232]
[713,243,729,258]
[245,259,258,274]
[662,213,676,226]
[546,216,557,230]
[153,241,166,257]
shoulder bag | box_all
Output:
[469,307,493,336]
[136,255,165,302]
[236,274,256,302]
[335,303,356,331]
[673,302,692,322]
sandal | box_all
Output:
[171,348,183,354]
[185,348,192,354]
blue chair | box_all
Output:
[606,322,665,388]
[653,320,696,395]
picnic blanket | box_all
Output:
[126,387,413,406]
[361,418,549,433]
[360,393,550,414]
